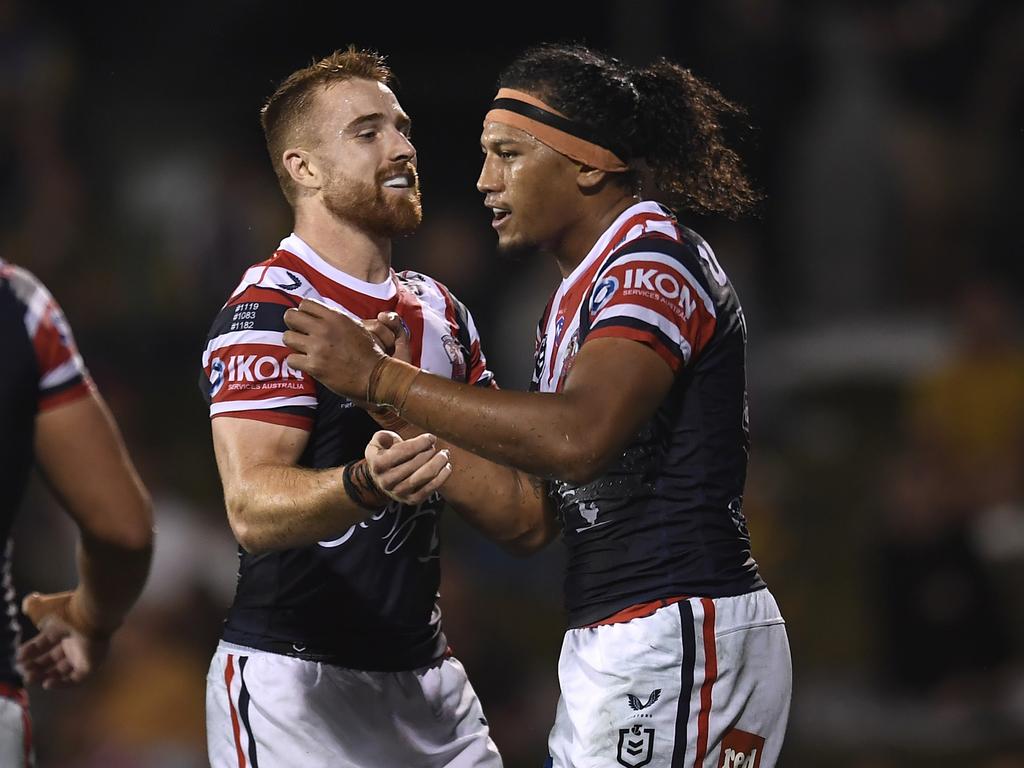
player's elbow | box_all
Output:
[553,440,614,486]
[501,525,553,557]
[545,415,620,485]
[83,488,155,554]
[120,493,155,554]
[225,503,264,554]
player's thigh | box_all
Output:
[413,656,503,768]
[207,645,501,768]
[549,602,693,768]
[677,591,791,768]
[206,644,344,768]
[549,591,790,768]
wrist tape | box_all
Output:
[367,357,420,414]
[342,458,389,511]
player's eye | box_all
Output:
[357,130,378,140]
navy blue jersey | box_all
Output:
[200,234,494,671]
[531,203,764,627]
[0,261,91,683]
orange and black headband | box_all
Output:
[484,88,629,173]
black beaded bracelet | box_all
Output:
[342,459,389,512]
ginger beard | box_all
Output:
[322,164,422,237]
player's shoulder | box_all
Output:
[600,216,720,297]
[224,248,321,308]
[396,269,445,296]
[205,250,317,343]
[0,259,52,308]
[396,269,460,310]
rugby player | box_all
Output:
[199,49,502,767]
[2,260,153,766]
[283,44,792,768]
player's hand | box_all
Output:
[17,590,111,689]
[283,299,384,399]
[364,312,412,364]
[366,430,452,505]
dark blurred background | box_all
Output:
[5,0,1024,765]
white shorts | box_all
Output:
[548,590,791,768]
[0,686,33,767]
[207,642,502,768]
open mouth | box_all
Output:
[490,207,511,227]
[382,174,414,189]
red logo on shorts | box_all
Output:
[718,728,765,768]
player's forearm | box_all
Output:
[441,446,555,553]
[72,532,152,635]
[383,419,556,552]
[393,374,605,484]
[224,464,374,553]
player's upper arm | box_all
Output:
[34,390,153,552]
[211,416,310,516]
[558,338,675,483]
[556,237,719,483]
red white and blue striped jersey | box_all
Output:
[199,234,494,670]
[531,202,764,627]
[1,260,92,683]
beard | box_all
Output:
[494,237,538,262]
[322,165,422,237]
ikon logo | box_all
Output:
[718,728,765,768]
[623,268,697,319]
[211,355,304,383]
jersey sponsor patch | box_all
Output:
[587,247,717,373]
[718,728,765,768]
[202,295,317,428]
[589,275,619,315]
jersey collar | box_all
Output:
[561,201,672,290]
[279,233,397,300]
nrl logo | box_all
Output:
[627,689,662,711]
[616,724,655,767]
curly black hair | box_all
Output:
[497,44,760,219]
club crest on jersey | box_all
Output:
[555,330,579,392]
[441,334,467,381]
[616,724,655,768]
[590,275,619,315]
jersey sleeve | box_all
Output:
[14,267,93,412]
[584,239,718,374]
[200,286,316,430]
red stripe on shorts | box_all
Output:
[225,655,247,768]
[693,598,718,768]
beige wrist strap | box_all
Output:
[367,357,421,414]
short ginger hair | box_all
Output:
[260,47,392,203]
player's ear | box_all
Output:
[283,148,322,192]
[576,164,608,191]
